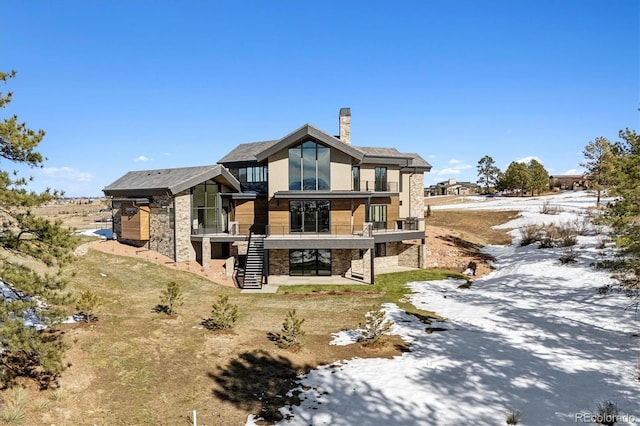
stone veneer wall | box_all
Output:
[148,194,175,260]
[269,249,289,275]
[410,172,425,230]
[268,249,365,280]
[398,242,422,268]
[374,255,399,269]
[174,190,195,262]
[332,249,359,275]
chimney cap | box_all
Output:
[339,107,351,117]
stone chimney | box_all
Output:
[339,107,351,144]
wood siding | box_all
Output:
[268,198,289,235]
[331,199,352,235]
[352,200,366,233]
[121,203,150,240]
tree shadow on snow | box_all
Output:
[208,350,312,423]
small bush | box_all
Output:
[540,201,562,215]
[595,400,618,426]
[556,222,579,247]
[520,224,542,246]
[596,235,610,250]
[202,295,238,330]
[158,281,183,315]
[597,284,612,295]
[559,247,577,264]
[358,307,393,345]
[505,409,521,425]
[275,309,305,349]
[75,289,100,322]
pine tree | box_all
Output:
[527,159,549,196]
[581,136,615,206]
[603,129,640,288]
[503,161,531,196]
[476,155,501,194]
[0,70,77,388]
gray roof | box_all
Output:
[216,125,431,172]
[217,140,278,164]
[103,164,240,196]
[255,124,365,162]
[357,147,431,171]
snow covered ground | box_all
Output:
[250,191,640,426]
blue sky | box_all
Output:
[2,0,638,197]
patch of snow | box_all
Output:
[259,192,640,426]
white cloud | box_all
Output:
[435,160,473,176]
[39,167,93,182]
[514,155,542,165]
[563,168,582,175]
[437,167,464,176]
[136,155,152,162]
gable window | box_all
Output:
[369,204,387,230]
[375,167,387,192]
[289,140,330,190]
[290,200,330,233]
[352,166,360,191]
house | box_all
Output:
[430,178,479,196]
[103,108,431,288]
[549,175,590,191]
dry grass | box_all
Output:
[425,209,517,246]
[8,250,409,425]
[0,199,518,425]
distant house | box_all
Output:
[429,179,480,196]
[103,108,431,287]
[549,175,589,191]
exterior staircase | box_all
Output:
[241,233,265,289]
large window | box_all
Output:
[375,167,388,192]
[289,140,330,190]
[238,166,267,183]
[289,249,331,276]
[352,166,360,191]
[290,200,330,233]
[237,165,268,194]
[192,180,222,233]
[369,204,387,230]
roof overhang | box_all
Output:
[273,191,373,199]
[255,124,365,163]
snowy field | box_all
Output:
[250,191,640,426]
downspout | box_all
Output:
[172,193,177,263]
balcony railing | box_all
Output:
[267,223,373,238]
[356,181,399,192]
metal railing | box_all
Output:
[357,181,399,192]
[266,224,372,238]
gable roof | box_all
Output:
[217,140,278,164]
[217,124,431,172]
[103,164,241,196]
[254,124,365,163]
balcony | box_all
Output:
[355,181,399,192]
[264,222,424,249]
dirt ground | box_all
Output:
[85,240,238,287]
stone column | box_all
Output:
[201,237,210,269]
[174,190,195,262]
